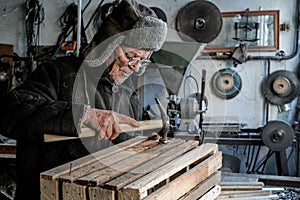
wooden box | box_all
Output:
[41,137,222,200]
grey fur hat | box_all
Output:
[83,0,168,67]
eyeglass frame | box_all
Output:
[120,46,153,68]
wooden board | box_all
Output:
[105,140,199,190]
[178,171,221,200]
[118,143,220,200]
[41,137,222,200]
[222,172,300,188]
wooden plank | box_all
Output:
[60,139,160,183]
[40,179,59,200]
[76,138,185,186]
[178,171,221,200]
[41,136,148,180]
[218,190,272,199]
[217,194,279,200]
[219,182,264,187]
[88,186,115,200]
[62,182,87,200]
[44,119,162,142]
[118,143,218,200]
[220,185,263,191]
[199,185,222,200]
[0,144,16,154]
[143,151,222,200]
[105,140,199,190]
[222,172,300,188]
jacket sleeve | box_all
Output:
[0,60,88,142]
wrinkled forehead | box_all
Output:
[121,45,152,58]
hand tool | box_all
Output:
[44,119,163,142]
[44,98,171,143]
[155,98,170,143]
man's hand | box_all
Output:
[82,108,140,140]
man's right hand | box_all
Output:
[81,108,140,140]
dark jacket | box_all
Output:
[0,55,141,199]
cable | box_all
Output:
[184,73,199,98]
[50,3,78,59]
[25,0,44,59]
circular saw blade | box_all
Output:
[261,120,294,151]
[263,70,299,105]
[176,0,223,43]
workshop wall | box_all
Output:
[0,0,299,176]
[1,0,298,128]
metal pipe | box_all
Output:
[76,0,82,57]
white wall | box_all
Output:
[0,0,299,129]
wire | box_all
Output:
[25,0,44,59]
[50,3,78,59]
[184,73,199,98]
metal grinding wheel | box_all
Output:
[261,120,294,151]
[212,68,242,99]
[176,0,222,43]
[264,70,299,105]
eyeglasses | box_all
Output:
[120,46,152,67]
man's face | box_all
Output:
[107,46,152,85]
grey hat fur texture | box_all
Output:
[83,0,167,67]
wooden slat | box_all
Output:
[40,179,59,200]
[220,185,263,191]
[218,190,272,199]
[76,138,185,186]
[178,171,221,200]
[222,172,300,188]
[59,139,159,183]
[88,187,115,200]
[199,185,222,200]
[59,150,138,183]
[105,139,199,190]
[118,143,218,200]
[41,136,148,180]
[62,182,87,200]
[143,151,222,200]
[217,194,279,200]
[219,182,264,186]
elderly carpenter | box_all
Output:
[0,0,167,199]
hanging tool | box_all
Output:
[176,0,223,43]
[263,70,299,106]
[212,68,242,99]
[261,120,295,151]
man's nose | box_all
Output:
[128,61,140,73]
